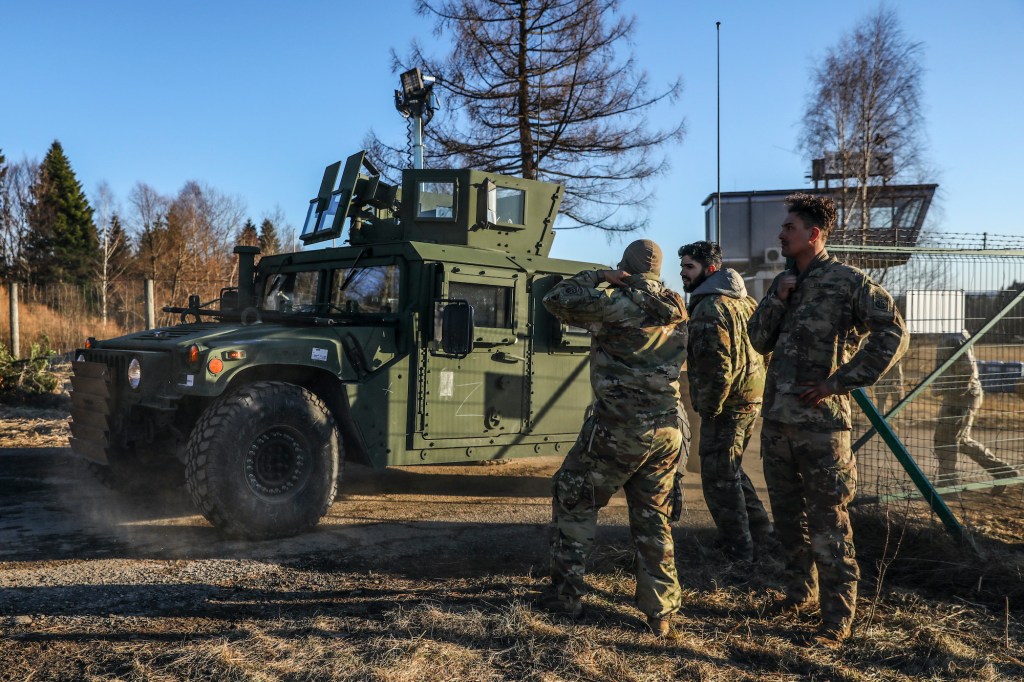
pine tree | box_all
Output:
[24,141,99,285]
[107,213,132,275]
[237,219,258,247]
[258,218,281,255]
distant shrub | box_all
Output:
[0,339,62,405]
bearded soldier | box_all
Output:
[679,240,772,562]
[539,239,688,638]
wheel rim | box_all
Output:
[244,429,312,500]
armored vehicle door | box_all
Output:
[420,267,527,445]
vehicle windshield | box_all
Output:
[259,264,399,315]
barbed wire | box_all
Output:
[827,231,1023,250]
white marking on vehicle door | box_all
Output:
[439,370,454,398]
[456,381,483,417]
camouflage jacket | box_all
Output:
[685,268,765,419]
[938,337,983,405]
[542,270,688,425]
[748,251,909,431]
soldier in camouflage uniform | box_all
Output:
[748,194,908,647]
[934,330,1016,488]
[540,239,688,637]
[678,240,772,562]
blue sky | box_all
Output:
[3,1,1022,291]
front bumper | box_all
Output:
[69,359,115,464]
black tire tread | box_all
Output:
[185,381,340,539]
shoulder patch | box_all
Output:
[873,291,890,310]
[564,286,583,295]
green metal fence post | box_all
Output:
[852,387,979,555]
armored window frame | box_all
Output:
[416,181,458,221]
[328,263,401,315]
[447,281,513,329]
[493,186,526,227]
[260,270,323,313]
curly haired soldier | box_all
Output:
[539,239,688,637]
[678,240,772,562]
[748,194,908,647]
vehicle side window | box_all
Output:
[417,182,456,220]
[449,282,513,328]
[495,187,525,225]
[262,271,320,312]
[331,265,400,314]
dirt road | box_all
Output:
[2,408,1021,681]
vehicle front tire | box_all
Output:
[185,381,340,539]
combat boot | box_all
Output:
[646,615,680,639]
[533,588,583,619]
[809,622,850,649]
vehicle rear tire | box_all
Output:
[185,381,340,539]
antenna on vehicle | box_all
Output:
[395,67,437,169]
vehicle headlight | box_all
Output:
[127,357,142,390]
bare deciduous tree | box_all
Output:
[368,0,684,233]
[0,157,39,281]
[92,182,133,331]
[800,7,925,240]
[163,181,246,305]
[127,182,171,281]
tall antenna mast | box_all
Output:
[395,68,437,169]
[716,21,722,243]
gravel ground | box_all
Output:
[2,407,1022,681]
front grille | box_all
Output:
[81,349,129,386]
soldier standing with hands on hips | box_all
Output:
[539,239,689,638]
[748,193,908,647]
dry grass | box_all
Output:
[0,287,131,354]
[0,405,70,447]
[3,518,1022,681]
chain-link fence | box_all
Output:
[834,234,1024,542]
[1,277,235,354]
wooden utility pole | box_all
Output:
[8,282,19,359]
[145,279,155,330]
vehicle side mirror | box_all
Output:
[440,300,474,357]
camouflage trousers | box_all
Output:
[698,410,772,560]
[934,396,1012,482]
[549,414,684,618]
[760,420,859,631]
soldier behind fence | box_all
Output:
[678,240,773,562]
[748,193,909,647]
[539,239,689,638]
[934,330,1017,490]
[872,360,905,414]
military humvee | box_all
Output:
[70,152,601,538]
